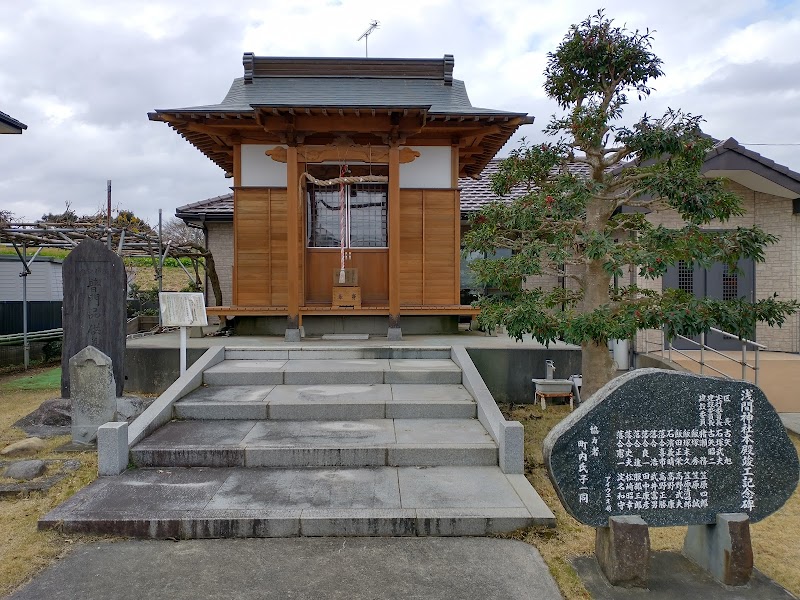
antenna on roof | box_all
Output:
[357,20,380,58]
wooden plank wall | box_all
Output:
[234,188,288,306]
[399,189,459,306]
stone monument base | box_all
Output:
[595,515,650,587]
[683,513,753,586]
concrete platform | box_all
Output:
[39,466,556,537]
[780,413,800,436]
[8,538,562,600]
[130,419,498,467]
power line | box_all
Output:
[740,143,800,146]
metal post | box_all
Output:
[700,331,705,375]
[107,179,112,249]
[158,208,163,328]
[179,326,187,375]
[754,347,760,387]
[741,342,747,381]
[22,243,29,370]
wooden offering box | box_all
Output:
[332,286,362,308]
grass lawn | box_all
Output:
[502,403,800,600]
[0,366,101,597]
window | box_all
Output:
[722,264,738,300]
[306,164,388,248]
[677,260,693,294]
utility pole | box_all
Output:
[107,179,112,249]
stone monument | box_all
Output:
[61,238,127,398]
[544,369,799,587]
[69,346,118,444]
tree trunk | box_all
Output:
[579,257,615,399]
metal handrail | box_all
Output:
[643,327,762,386]
[0,328,63,347]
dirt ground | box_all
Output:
[501,403,800,600]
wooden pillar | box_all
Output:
[286,145,300,336]
[232,143,242,306]
[388,145,401,336]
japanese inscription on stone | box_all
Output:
[61,239,126,398]
[158,292,208,327]
[543,369,798,527]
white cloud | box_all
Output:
[1,0,799,225]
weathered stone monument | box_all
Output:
[544,369,799,587]
[69,346,118,444]
[61,238,127,398]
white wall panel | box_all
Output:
[399,146,452,188]
[241,144,287,187]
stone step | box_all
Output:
[39,465,556,538]
[130,418,497,468]
[202,359,462,386]
[175,384,477,421]
[225,346,453,361]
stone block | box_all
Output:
[1,437,46,456]
[244,447,386,468]
[387,445,497,467]
[383,370,462,384]
[3,459,46,480]
[175,402,268,420]
[595,515,650,588]
[300,509,418,536]
[284,328,301,342]
[499,420,524,474]
[386,327,402,341]
[69,346,118,445]
[683,512,753,586]
[98,422,129,476]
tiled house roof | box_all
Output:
[0,109,27,133]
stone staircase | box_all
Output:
[41,346,555,538]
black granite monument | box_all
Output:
[544,368,799,587]
[61,239,127,398]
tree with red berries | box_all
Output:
[464,11,798,397]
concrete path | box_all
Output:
[8,538,562,600]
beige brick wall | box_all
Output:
[207,222,233,307]
[637,182,799,353]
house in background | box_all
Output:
[0,255,63,335]
[153,54,531,339]
[0,110,27,134]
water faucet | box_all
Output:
[545,360,555,380]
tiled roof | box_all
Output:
[459,159,591,212]
[175,160,592,220]
[175,193,233,221]
[0,110,27,132]
[164,77,522,118]
[706,137,800,194]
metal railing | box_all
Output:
[0,328,63,347]
[641,327,765,386]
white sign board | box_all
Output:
[159,292,208,327]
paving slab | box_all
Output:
[398,466,525,509]
[181,385,275,403]
[242,420,397,446]
[205,467,402,510]
[283,359,389,384]
[573,551,796,599]
[203,360,286,385]
[8,538,562,600]
[134,420,257,447]
[393,418,492,444]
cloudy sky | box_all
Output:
[1,0,799,226]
